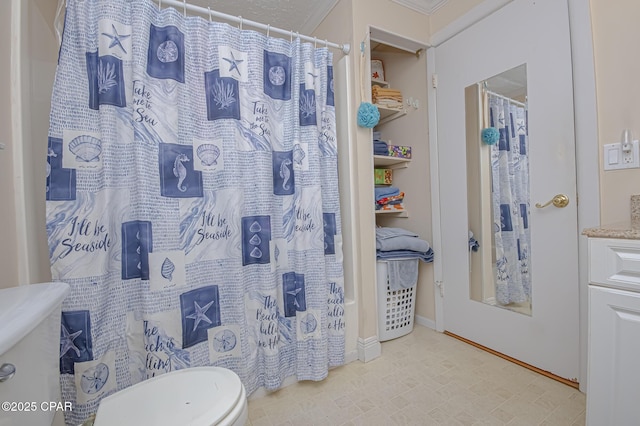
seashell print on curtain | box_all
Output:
[488,94,531,306]
[46,1,345,424]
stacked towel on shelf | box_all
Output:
[374,186,404,211]
[375,186,400,201]
[376,192,404,211]
[372,86,403,109]
[373,131,389,155]
[375,227,434,262]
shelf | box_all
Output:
[373,155,411,168]
[375,105,406,125]
[371,79,389,87]
[375,209,409,218]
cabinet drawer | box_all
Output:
[589,238,640,291]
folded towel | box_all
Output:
[373,141,389,155]
[386,259,419,291]
[376,248,434,263]
[374,147,390,155]
[374,186,400,201]
[376,202,405,211]
[376,234,430,252]
[376,192,404,206]
[376,227,430,252]
[376,227,419,240]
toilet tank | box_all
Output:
[0,282,70,426]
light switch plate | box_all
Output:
[604,140,640,170]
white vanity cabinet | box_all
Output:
[587,237,640,426]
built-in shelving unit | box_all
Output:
[368,25,430,347]
[373,155,411,168]
[377,106,406,125]
[375,208,409,217]
[371,73,410,217]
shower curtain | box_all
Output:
[46,0,345,423]
[488,93,530,305]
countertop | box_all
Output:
[582,221,640,240]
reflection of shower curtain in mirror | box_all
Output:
[488,94,530,305]
[45,0,345,424]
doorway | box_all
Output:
[432,0,580,382]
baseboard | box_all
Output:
[344,349,359,364]
[415,314,436,330]
[357,335,381,362]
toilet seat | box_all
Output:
[94,367,247,426]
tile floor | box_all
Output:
[246,325,586,426]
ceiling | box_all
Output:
[183,0,449,35]
[186,0,339,35]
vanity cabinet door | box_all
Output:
[587,285,640,426]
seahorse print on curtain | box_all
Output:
[46,1,345,424]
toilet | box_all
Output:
[94,366,248,426]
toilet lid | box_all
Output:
[94,367,244,426]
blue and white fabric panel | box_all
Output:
[489,94,530,305]
[46,1,345,424]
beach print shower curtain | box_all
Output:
[488,94,530,305]
[46,0,345,423]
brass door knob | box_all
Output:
[535,194,569,209]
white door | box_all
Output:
[435,0,579,381]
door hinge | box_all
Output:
[435,280,444,297]
[432,74,438,89]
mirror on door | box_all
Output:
[465,64,531,316]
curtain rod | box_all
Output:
[485,88,526,108]
[160,0,351,55]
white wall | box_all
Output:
[23,0,59,284]
[591,0,640,224]
[3,0,57,290]
[0,0,19,289]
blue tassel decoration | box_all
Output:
[357,102,380,128]
[482,127,500,145]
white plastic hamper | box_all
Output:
[376,260,417,341]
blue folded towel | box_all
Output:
[374,186,400,201]
[387,259,419,290]
[376,227,419,240]
[374,148,389,155]
[376,235,430,252]
[373,140,388,155]
[375,226,431,252]
[376,248,434,263]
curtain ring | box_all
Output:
[238,16,242,30]
[158,0,162,10]
[290,30,293,42]
[325,39,328,49]
[208,6,212,22]
[183,0,187,17]
[314,37,317,48]
[266,24,270,38]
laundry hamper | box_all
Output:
[376,260,417,341]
